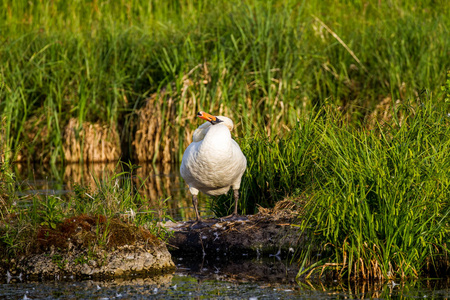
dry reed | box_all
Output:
[63,118,120,163]
[132,64,221,164]
[132,92,175,163]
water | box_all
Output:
[2,270,449,299]
[1,275,303,299]
[5,163,450,299]
[11,162,212,221]
[0,275,317,299]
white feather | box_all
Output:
[180,116,246,197]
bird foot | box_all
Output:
[187,219,218,229]
[219,214,248,222]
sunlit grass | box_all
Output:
[1,0,449,163]
[232,91,450,280]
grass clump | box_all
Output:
[0,161,172,260]
[235,92,449,280]
[303,101,449,280]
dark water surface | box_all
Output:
[2,271,450,299]
[5,163,450,299]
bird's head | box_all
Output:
[197,111,224,125]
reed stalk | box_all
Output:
[1,0,449,163]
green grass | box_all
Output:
[1,0,450,163]
[231,90,449,280]
[0,160,172,259]
[1,0,450,281]
[306,105,450,280]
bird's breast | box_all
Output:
[180,122,246,195]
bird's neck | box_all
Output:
[200,125,232,150]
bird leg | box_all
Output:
[192,194,202,222]
[233,189,239,216]
[189,194,214,229]
[220,189,247,221]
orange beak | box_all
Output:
[197,111,217,122]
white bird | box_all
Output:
[180,111,247,223]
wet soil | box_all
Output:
[0,215,175,280]
[165,201,306,258]
[1,201,305,281]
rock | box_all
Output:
[165,202,307,258]
[3,215,175,279]
[14,239,174,279]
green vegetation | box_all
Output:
[231,92,449,280]
[0,161,172,259]
[1,0,450,282]
[211,80,450,280]
[1,0,450,163]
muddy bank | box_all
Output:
[1,215,175,280]
[1,202,304,280]
[165,201,306,258]
[5,242,174,281]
